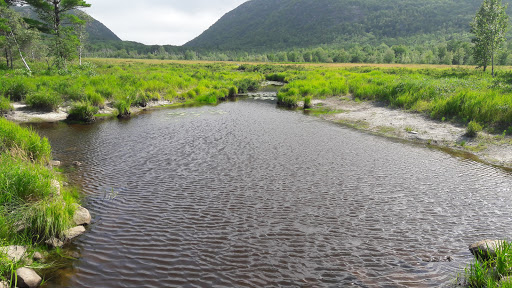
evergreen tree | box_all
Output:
[23,0,90,68]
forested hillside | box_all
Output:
[185,0,510,50]
[14,6,121,42]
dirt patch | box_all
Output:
[6,102,69,123]
[315,96,512,169]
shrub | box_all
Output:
[466,121,483,137]
[5,81,30,102]
[236,79,260,93]
[228,86,238,98]
[67,102,99,123]
[114,99,131,118]
[266,73,287,82]
[304,96,312,109]
[25,91,62,111]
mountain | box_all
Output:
[13,6,121,42]
[185,0,510,50]
[82,13,121,42]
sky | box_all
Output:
[84,0,249,46]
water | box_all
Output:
[34,98,512,287]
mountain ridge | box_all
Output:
[184,0,512,50]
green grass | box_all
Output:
[25,91,62,111]
[461,241,512,288]
[0,97,12,114]
[0,119,81,286]
[0,118,51,163]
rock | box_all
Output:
[50,160,61,167]
[33,252,43,261]
[72,161,82,167]
[501,276,512,285]
[64,226,86,240]
[16,267,42,288]
[50,179,61,196]
[45,237,64,248]
[0,245,27,262]
[469,239,504,258]
[73,206,91,226]
[0,281,8,288]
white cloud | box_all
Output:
[84,0,249,45]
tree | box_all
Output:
[470,0,509,77]
[23,0,90,68]
[0,3,38,71]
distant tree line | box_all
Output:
[81,39,512,67]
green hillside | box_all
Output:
[185,0,511,50]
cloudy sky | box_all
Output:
[85,0,249,46]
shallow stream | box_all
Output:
[34,97,512,287]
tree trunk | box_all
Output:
[4,48,8,68]
[10,31,31,72]
[492,53,495,77]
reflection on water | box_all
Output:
[35,98,512,288]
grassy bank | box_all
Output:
[274,66,512,134]
[2,60,512,133]
[0,117,80,285]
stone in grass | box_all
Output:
[49,160,61,167]
[33,252,43,261]
[16,267,42,288]
[0,281,8,288]
[51,179,61,196]
[73,206,91,226]
[45,237,64,248]
[0,245,27,262]
[469,239,504,259]
[63,226,86,240]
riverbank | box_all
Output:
[306,96,512,169]
[0,118,90,287]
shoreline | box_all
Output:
[311,96,512,170]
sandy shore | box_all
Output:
[313,96,512,169]
[5,100,173,123]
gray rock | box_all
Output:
[73,206,91,226]
[0,245,27,262]
[33,252,43,261]
[501,276,512,285]
[72,161,82,167]
[50,160,61,167]
[16,267,42,288]
[469,239,504,258]
[0,281,8,288]
[45,237,64,248]
[50,179,61,196]
[64,226,86,240]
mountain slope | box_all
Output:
[13,6,121,42]
[185,0,509,50]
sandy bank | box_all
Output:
[5,100,173,123]
[314,96,512,169]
